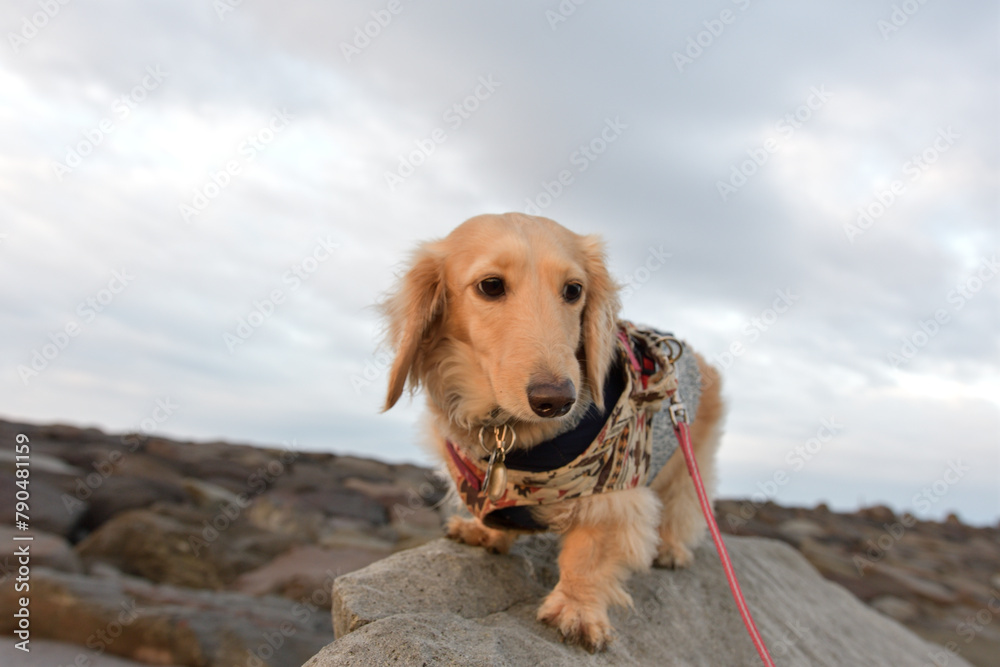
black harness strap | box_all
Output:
[485,358,626,531]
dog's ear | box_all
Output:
[380,243,446,411]
[579,235,621,409]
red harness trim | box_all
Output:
[446,440,483,492]
[616,330,645,387]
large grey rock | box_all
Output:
[306,535,972,667]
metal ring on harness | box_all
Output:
[477,423,517,458]
[650,333,683,364]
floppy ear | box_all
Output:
[380,244,446,411]
[579,235,621,409]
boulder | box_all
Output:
[232,544,391,603]
[325,455,396,483]
[0,448,82,476]
[0,567,333,667]
[0,637,176,667]
[246,493,328,539]
[776,518,826,544]
[75,506,304,589]
[182,477,245,509]
[34,423,109,442]
[0,526,82,574]
[306,535,973,667]
[76,507,233,589]
[104,452,187,484]
[80,475,192,530]
[291,488,388,525]
[0,472,85,538]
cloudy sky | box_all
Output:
[2,1,997,524]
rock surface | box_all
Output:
[716,499,1000,666]
[0,418,996,666]
[0,637,178,667]
[0,418,447,667]
[0,566,333,667]
[233,544,391,601]
[0,525,82,573]
[307,535,972,667]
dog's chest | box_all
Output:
[445,323,703,532]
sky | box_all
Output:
[1,1,997,524]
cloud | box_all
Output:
[1,0,996,524]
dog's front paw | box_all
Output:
[537,586,614,652]
[653,540,694,569]
[445,516,515,554]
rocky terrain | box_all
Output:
[312,534,968,667]
[0,418,997,666]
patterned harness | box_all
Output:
[444,321,702,531]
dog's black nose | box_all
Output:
[527,379,576,418]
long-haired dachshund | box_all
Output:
[381,213,724,651]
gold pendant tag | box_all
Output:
[479,424,515,502]
[484,449,507,501]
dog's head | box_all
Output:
[381,213,621,431]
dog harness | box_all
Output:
[444,321,702,532]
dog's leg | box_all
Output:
[650,353,725,568]
[535,487,660,651]
[445,515,517,554]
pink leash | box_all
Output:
[618,330,773,664]
[672,410,775,667]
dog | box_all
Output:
[380,213,724,651]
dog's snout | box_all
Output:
[527,379,576,418]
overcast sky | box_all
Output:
[2,1,997,524]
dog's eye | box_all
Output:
[478,277,506,299]
[563,282,583,303]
